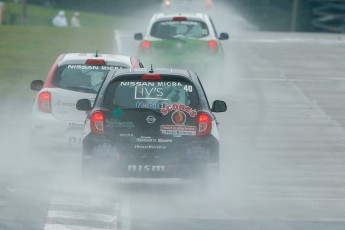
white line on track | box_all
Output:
[230,37,345,44]
[238,78,345,82]
[47,210,117,223]
[44,190,124,230]
[44,225,110,230]
[114,30,123,54]
[119,197,131,230]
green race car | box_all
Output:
[134,13,228,75]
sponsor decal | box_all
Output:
[160,104,197,117]
[171,110,186,125]
[67,65,123,70]
[128,165,176,172]
[55,99,76,107]
[134,145,167,149]
[135,136,172,143]
[107,119,134,128]
[119,133,134,137]
[136,136,156,143]
[68,122,83,128]
[160,125,196,136]
[112,108,123,119]
[146,115,156,124]
[68,137,82,144]
[120,82,183,87]
[135,86,164,100]
[136,102,165,109]
[120,82,155,87]
[158,138,173,143]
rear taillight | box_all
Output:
[91,111,105,134]
[197,113,212,136]
[85,59,106,65]
[173,16,187,21]
[38,91,51,113]
[208,40,218,55]
[142,74,161,80]
[205,0,213,8]
[141,40,151,55]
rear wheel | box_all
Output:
[81,144,119,181]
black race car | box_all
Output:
[76,68,227,179]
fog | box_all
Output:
[1,1,345,230]
[0,1,277,229]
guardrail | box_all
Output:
[310,0,345,33]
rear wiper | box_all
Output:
[165,34,188,42]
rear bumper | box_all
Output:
[82,134,219,178]
[30,111,84,150]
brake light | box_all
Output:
[173,16,187,21]
[197,113,212,136]
[38,92,51,113]
[208,40,218,55]
[142,74,161,80]
[205,0,213,8]
[86,59,106,65]
[141,40,151,55]
[91,111,105,134]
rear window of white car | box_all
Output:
[103,79,199,110]
[150,20,209,39]
[52,64,127,93]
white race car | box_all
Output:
[30,52,144,151]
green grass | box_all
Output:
[0,3,121,98]
[3,2,122,28]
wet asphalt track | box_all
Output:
[1,4,345,230]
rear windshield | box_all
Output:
[150,20,209,39]
[103,79,199,110]
[52,64,127,93]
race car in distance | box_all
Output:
[161,0,214,11]
[134,13,228,75]
[76,67,227,178]
[30,52,144,150]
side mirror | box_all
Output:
[219,32,229,40]
[211,100,227,112]
[30,80,44,91]
[134,33,143,40]
[76,99,92,111]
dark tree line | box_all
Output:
[26,0,345,32]
[28,0,161,14]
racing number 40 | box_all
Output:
[184,85,193,92]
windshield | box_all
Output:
[103,79,198,109]
[150,20,209,39]
[52,64,126,93]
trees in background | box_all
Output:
[22,0,345,32]
[228,0,314,32]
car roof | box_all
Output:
[111,68,196,81]
[58,53,133,66]
[151,12,209,22]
